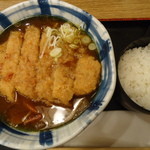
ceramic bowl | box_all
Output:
[118,37,150,114]
[0,0,116,149]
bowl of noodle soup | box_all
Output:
[0,0,116,149]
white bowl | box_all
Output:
[0,0,116,149]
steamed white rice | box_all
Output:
[118,44,150,110]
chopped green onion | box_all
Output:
[69,44,79,49]
[60,23,77,43]
[81,35,91,45]
[50,47,62,57]
[54,52,62,62]
[88,43,96,50]
[73,39,80,44]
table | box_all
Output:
[0,0,150,20]
[0,0,150,149]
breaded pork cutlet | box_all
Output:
[0,41,7,73]
[15,26,40,100]
[35,31,53,104]
[52,65,74,106]
[0,31,23,102]
[74,56,101,96]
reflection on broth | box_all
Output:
[0,16,101,131]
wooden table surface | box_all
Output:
[0,0,150,150]
[48,148,150,150]
[0,0,150,20]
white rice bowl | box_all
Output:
[118,44,150,111]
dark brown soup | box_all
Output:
[0,16,101,131]
[0,93,92,131]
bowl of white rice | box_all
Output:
[118,37,150,113]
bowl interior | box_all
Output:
[118,36,150,114]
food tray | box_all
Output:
[1,20,150,150]
[103,20,150,111]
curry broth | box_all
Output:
[0,16,100,131]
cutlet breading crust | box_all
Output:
[52,65,74,105]
[74,56,101,95]
[0,31,23,102]
[15,26,40,100]
[35,31,53,104]
[0,41,7,73]
[0,24,101,106]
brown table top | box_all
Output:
[0,1,150,150]
[0,0,150,20]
